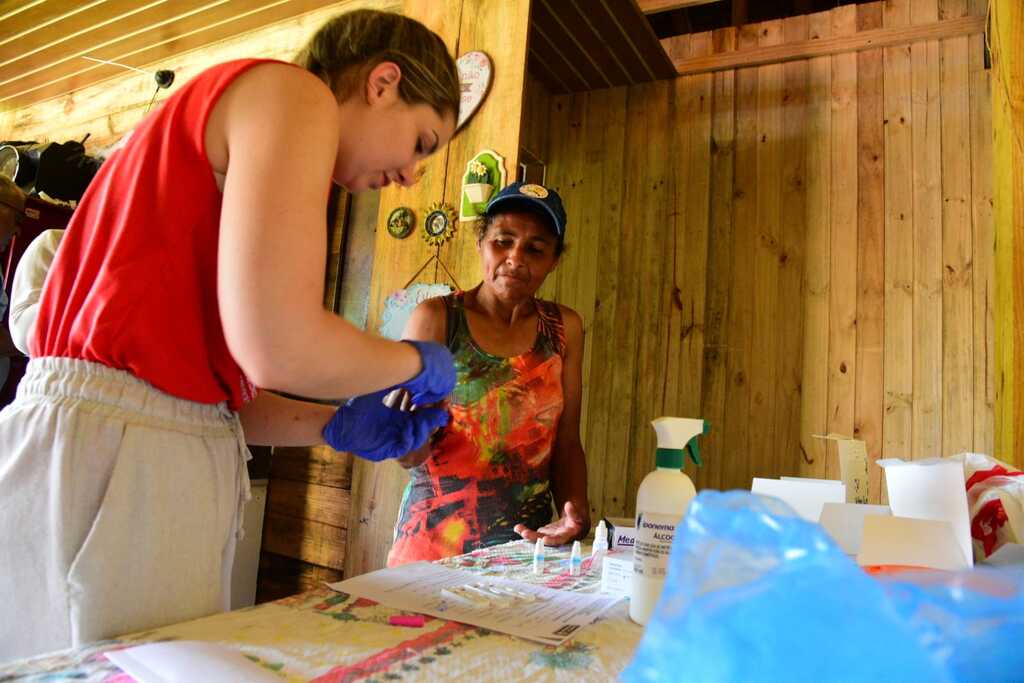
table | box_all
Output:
[0,541,642,682]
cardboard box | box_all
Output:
[600,549,633,598]
[604,516,636,551]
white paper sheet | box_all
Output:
[328,561,620,646]
[878,458,973,566]
[106,642,281,683]
[752,477,846,521]
[818,502,891,555]
[857,515,971,570]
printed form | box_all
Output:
[328,561,621,646]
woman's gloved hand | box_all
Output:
[322,389,450,461]
[398,340,457,405]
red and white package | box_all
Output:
[954,453,1024,558]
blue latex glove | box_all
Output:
[398,340,457,405]
[322,388,450,461]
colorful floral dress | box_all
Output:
[388,292,566,566]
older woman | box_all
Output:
[388,182,590,566]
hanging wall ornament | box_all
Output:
[456,51,492,130]
[459,148,507,222]
[422,201,457,246]
[386,206,415,239]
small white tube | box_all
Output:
[532,537,546,575]
[591,520,609,573]
[592,520,609,554]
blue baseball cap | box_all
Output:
[484,181,567,238]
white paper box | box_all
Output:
[752,477,846,522]
[818,502,891,555]
[878,458,973,566]
[600,550,633,599]
[857,515,971,570]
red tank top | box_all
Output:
[32,59,284,409]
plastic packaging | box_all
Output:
[629,417,705,624]
[622,490,1024,683]
[952,452,1024,559]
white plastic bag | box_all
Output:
[950,453,1024,559]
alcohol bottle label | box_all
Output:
[633,511,680,578]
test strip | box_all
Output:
[461,584,511,607]
[485,584,537,603]
[446,586,490,607]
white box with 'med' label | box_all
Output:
[604,516,636,551]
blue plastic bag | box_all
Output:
[621,491,1024,683]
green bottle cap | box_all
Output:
[655,447,685,469]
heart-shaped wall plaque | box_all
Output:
[456,50,492,130]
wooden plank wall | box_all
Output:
[258,445,353,600]
[993,0,1024,469]
[540,0,994,515]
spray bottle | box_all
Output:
[628,417,708,625]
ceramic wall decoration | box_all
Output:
[456,51,492,130]
[422,201,457,246]
[464,159,493,204]
[386,206,415,239]
[459,149,506,222]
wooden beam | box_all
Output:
[666,15,985,75]
[638,0,722,14]
[993,0,1024,468]
[731,0,747,27]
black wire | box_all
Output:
[144,83,160,114]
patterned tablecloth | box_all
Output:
[0,541,642,682]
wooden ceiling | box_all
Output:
[527,0,677,94]
[0,0,978,112]
[0,0,359,111]
[0,0,736,111]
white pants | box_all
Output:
[0,358,250,663]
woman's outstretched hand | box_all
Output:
[514,500,587,546]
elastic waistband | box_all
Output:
[18,357,234,431]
